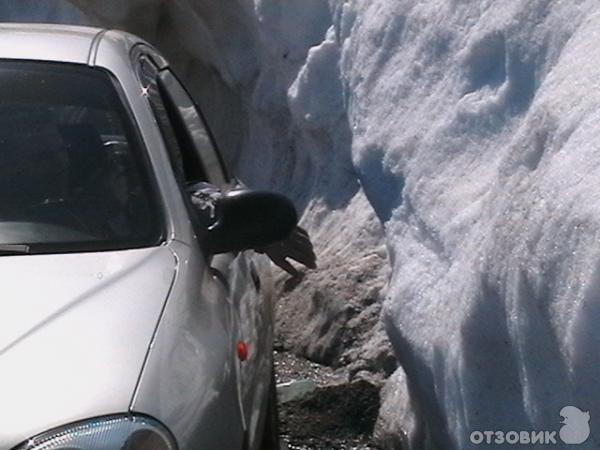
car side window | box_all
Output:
[157,70,229,189]
[137,56,189,183]
[137,55,213,235]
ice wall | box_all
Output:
[5,0,600,448]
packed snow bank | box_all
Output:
[6,0,600,448]
[344,2,600,448]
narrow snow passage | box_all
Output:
[6,1,600,449]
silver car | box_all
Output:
[0,23,296,450]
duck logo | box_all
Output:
[559,406,590,445]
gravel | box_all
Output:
[275,350,381,450]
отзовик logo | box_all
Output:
[469,406,591,445]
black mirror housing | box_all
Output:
[206,189,298,255]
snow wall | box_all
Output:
[5,1,600,448]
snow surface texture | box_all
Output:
[5,0,600,448]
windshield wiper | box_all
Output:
[0,244,31,255]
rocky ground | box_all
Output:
[272,243,396,450]
[275,349,380,450]
[269,195,399,450]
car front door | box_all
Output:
[120,52,244,449]
[136,49,274,448]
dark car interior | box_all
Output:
[0,61,164,253]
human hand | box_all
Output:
[258,226,316,277]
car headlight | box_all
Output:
[15,415,177,450]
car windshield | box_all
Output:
[0,61,164,254]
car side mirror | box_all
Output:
[206,189,298,255]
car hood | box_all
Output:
[0,246,177,450]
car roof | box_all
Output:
[0,23,146,66]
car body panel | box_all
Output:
[220,251,275,449]
[0,246,176,450]
[132,241,246,449]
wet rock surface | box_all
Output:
[275,350,381,449]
